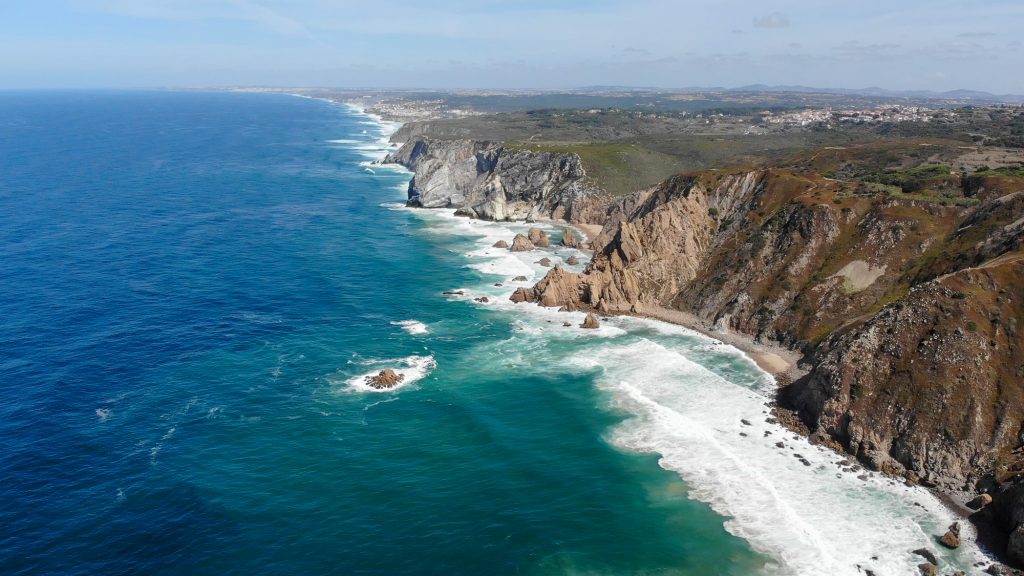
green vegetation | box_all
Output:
[506,142,684,196]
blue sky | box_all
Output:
[3,0,1023,92]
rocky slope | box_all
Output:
[383,139,607,223]
[511,166,1024,565]
[387,133,1024,564]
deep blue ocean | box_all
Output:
[0,91,982,575]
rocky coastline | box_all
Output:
[384,136,1024,571]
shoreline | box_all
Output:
[352,108,997,574]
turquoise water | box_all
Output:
[0,91,981,575]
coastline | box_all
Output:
[354,107,993,574]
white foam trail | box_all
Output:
[95,408,111,422]
[341,355,436,393]
[391,320,429,335]
[571,339,984,575]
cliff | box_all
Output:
[513,167,1024,564]
[383,139,607,224]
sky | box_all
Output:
[2,0,1023,93]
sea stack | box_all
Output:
[581,313,600,329]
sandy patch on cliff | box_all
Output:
[831,260,886,293]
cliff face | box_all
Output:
[516,168,1024,497]
[383,139,606,223]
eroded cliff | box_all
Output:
[383,139,607,223]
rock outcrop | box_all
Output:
[509,234,535,252]
[527,227,551,247]
[384,139,606,223]
[366,369,404,389]
[561,228,580,248]
[493,240,509,248]
[581,313,600,329]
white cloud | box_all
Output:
[753,12,789,29]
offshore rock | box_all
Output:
[366,369,404,389]
[537,258,551,267]
[566,255,580,266]
[581,313,600,329]
[509,234,535,252]
[527,227,551,247]
[939,522,961,549]
[492,240,509,248]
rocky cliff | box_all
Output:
[383,139,607,223]
[513,166,1024,564]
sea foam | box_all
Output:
[342,355,436,393]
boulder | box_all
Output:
[967,493,993,510]
[912,548,938,565]
[509,234,535,252]
[917,563,937,576]
[493,240,509,248]
[566,255,580,266]
[442,290,465,296]
[510,288,531,303]
[561,228,580,248]
[474,296,490,303]
[366,369,404,389]
[939,522,961,549]
[527,227,550,247]
[581,313,600,329]
[538,258,551,267]
[513,276,528,282]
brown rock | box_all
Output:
[513,276,528,282]
[918,563,937,576]
[510,287,531,303]
[581,313,600,329]
[509,234,535,252]
[912,548,938,565]
[967,493,993,510]
[366,369,404,389]
[492,240,509,248]
[939,522,961,549]
[527,227,550,247]
[538,258,551,267]
[566,255,580,266]
[474,296,490,303]
[561,228,580,248]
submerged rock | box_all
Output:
[366,369,404,389]
[509,234,535,252]
[513,275,528,282]
[442,290,465,296]
[493,240,509,248]
[581,313,600,329]
[474,296,490,303]
[527,227,551,247]
[912,548,939,565]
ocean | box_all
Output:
[0,91,983,575]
